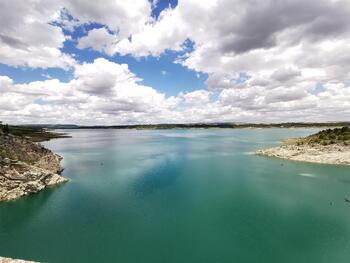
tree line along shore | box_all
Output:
[18,121,350,130]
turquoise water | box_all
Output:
[1,128,350,263]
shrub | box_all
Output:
[341,126,350,133]
[2,124,9,134]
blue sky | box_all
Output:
[0,0,207,96]
[0,0,349,124]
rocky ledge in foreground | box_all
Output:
[0,132,68,202]
[256,127,350,165]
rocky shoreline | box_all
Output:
[0,133,68,202]
[256,144,350,165]
[0,257,37,263]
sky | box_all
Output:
[0,0,349,125]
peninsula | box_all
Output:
[0,125,69,202]
[256,127,350,165]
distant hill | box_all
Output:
[19,124,79,129]
[0,124,70,142]
[19,122,350,130]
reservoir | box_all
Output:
[1,129,349,262]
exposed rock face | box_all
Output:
[256,144,350,165]
[0,133,68,202]
[0,257,37,263]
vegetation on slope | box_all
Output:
[0,122,69,142]
[0,133,51,164]
[296,127,350,146]
[0,122,69,163]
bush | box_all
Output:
[319,134,326,140]
[329,134,336,140]
[2,124,9,134]
[341,126,350,133]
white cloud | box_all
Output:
[77,28,118,56]
[95,1,350,82]
[1,0,350,123]
[0,0,153,69]
[0,58,178,124]
[0,76,13,92]
[65,0,152,38]
[181,90,211,105]
[1,57,350,125]
[0,0,76,69]
[113,6,187,56]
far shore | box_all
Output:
[21,121,350,130]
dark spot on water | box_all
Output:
[338,179,350,184]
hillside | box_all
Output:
[294,127,350,146]
[0,124,70,142]
[0,128,68,201]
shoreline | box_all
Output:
[0,257,37,263]
[0,133,68,202]
[27,121,350,130]
[256,144,350,165]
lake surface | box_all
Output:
[1,128,350,263]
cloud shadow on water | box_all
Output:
[132,158,185,196]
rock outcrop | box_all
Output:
[256,127,350,165]
[256,144,350,165]
[0,257,37,263]
[0,133,68,202]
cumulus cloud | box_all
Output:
[77,28,119,55]
[1,57,350,125]
[101,0,350,92]
[0,0,153,69]
[71,58,137,95]
[1,0,350,123]
[181,90,211,105]
[0,0,76,69]
[0,58,177,124]
[65,0,152,38]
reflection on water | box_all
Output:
[299,173,316,178]
[133,158,184,196]
[0,128,350,263]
